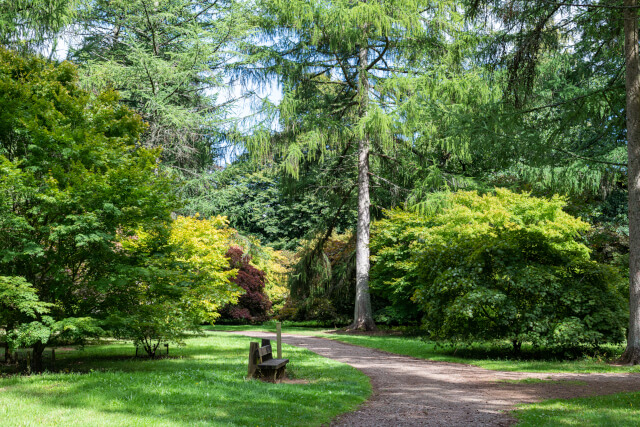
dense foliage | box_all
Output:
[0,276,53,358]
[241,244,292,316]
[0,48,180,368]
[274,232,356,324]
[372,190,627,350]
[183,164,356,250]
[219,246,272,323]
[0,0,76,50]
[0,50,246,364]
[71,0,247,174]
[107,216,242,357]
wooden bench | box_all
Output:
[248,339,289,381]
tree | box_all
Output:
[0,48,176,370]
[108,215,241,357]
[243,0,463,330]
[286,231,357,323]
[219,246,272,323]
[623,0,640,365]
[0,0,76,52]
[373,190,627,351]
[71,0,247,173]
[465,0,640,363]
[0,276,52,362]
[182,160,357,250]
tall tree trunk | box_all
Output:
[2,340,9,364]
[3,322,13,363]
[31,341,46,373]
[622,0,640,365]
[349,43,376,331]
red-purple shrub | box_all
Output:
[225,307,252,321]
[219,246,272,323]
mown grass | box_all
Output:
[513,392,640,426]
[211,323,640,374]
[0,332,370,426]
[214,324,640,426]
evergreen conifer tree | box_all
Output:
[0,0,76,52]
[465,0,640,363]
[243,0,463,329]
[71,0,248,173]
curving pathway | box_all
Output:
[229,331,640,426]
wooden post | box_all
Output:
[164,343,169,355]
[248,342,259,378]
[276,322,282,359]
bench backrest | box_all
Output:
[255,339,273,362]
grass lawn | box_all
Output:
[211,323,640,374]
[0,332,370,426]
[513,392,640,426]
[313,333,640,424]
[213,324,640,426]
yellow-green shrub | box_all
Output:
[260,248,293,314]
[169,215,242,320]
[371,189,627,350]
[110,215,241,356]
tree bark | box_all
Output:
[2,340,9,363]
[622,0,640,365]
[349,42,376,331]
[31,341,46,373]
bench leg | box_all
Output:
[253,366,287,382]
[274,366,286,381]
[248,342,259,378]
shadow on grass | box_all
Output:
[0,333,370,426]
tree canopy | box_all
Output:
[373,190,627,351]
[3,0,640,366]
[0,49,235,367]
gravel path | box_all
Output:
[230,331,640,426]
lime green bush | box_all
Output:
[371,189,627,351]
[107,215,242,357]
[371,209,428,324]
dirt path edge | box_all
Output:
[228,331,640,426]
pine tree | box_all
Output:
[465,0,640,363]
[242,0,463,330]
[0,0,76,52]
[70,0,248,173]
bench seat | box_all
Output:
[258,358,289,370]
